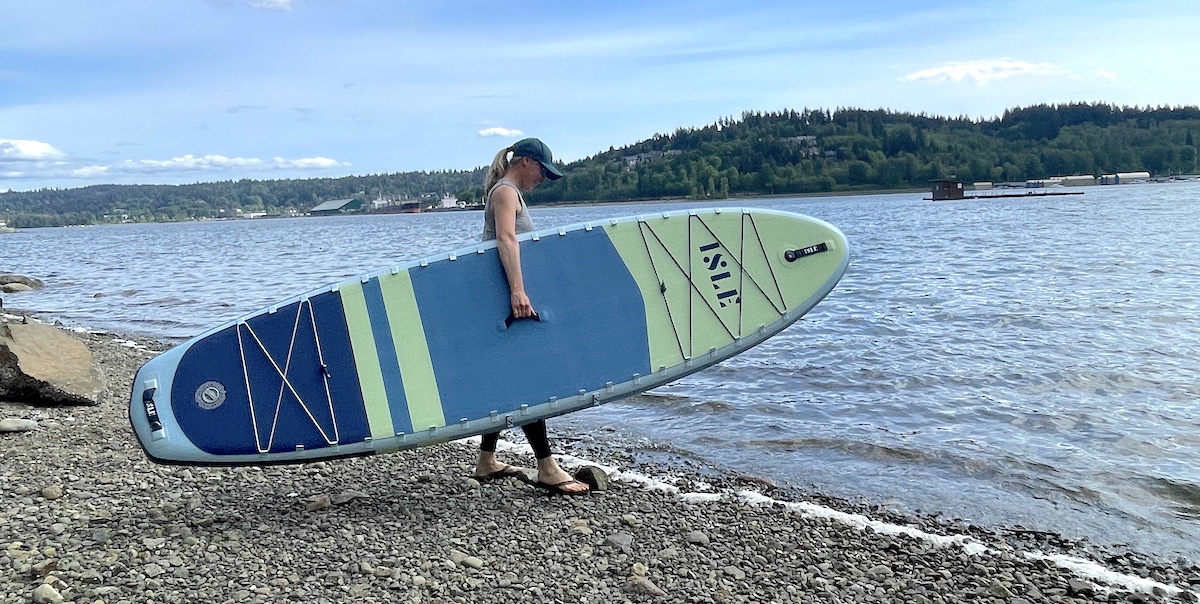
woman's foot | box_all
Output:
[534,457,590,495]
[474,452,528,481]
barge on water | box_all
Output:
[925,179,1084,201]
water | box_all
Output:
[5,182,1200,559]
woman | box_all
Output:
[473,137,589,496]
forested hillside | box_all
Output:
[0,171,482,228]
[517,103,1199,204]
[2,103,1197,227]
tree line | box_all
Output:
[3,102,1197,227]
[513,103,1199,205]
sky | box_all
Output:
[1,0,1197,191]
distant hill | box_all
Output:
[517,102,1199,205]
[2,102,1197,227]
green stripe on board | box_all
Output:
[602,220,687,371]
[378,271,446,431]
[339,281,395,440]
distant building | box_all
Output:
[1059,175,1097,186]
[1099,172,1151,185]
[310,198,362,216]
[1026,177,1064,188]
[930,179,965,200]
[621,149,682,169]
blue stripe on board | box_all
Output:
[409,229,652,424]
[362,278,414,436]
[308,292,371,444]
[171,290,370,456]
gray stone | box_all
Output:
[1068,578,1095,596]
[1,283,32,293]
[684,530,710,546]
[867,563,894,579]
[621,576,667,597]
[0,274,44,289]
[41,485,63,500]
[331,489,369,505]
[607,533,634,552]
[0,322,104,406]
[574,465,610,491]
[32,583,64,603]
[988,580,1014,598]
[305,495,331,511]
[0,418,37,432]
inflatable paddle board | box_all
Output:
[130,208,849,465]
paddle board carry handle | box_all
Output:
[504,311,542,329]
[784,242,830,262]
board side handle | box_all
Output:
[503,311,542,329]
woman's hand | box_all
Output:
[511,290,535,318]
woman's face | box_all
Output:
[515,157,546,190]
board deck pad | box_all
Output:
[130,208,850,465]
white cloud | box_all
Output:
[277,156,343,169]
[203,0,293,10]
[249,0,293,11]
[0,139,67,161]
[478,127,523,138]
[1096,70,1118,81]
[69,154,348,177]
[903,59,1068,85]
[0,149,348,185]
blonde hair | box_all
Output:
[484,146,514,192]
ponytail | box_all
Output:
[483,146,514,192]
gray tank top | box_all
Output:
[481,178,534,241]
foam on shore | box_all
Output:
[477,436,1190,598]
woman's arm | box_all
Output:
[491,187,535,318]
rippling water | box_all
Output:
[6,182,1200,558]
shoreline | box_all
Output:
[2,312,1199,602]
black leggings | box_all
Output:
[480,419,552,460]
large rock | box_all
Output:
[0,273,44,289]
[0,322,104,405]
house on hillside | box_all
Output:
[310,198,363,216]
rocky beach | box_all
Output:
[0,313,1197,603]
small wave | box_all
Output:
[623,392,735,415]
[744,437,934,463]
[1142,477,1200,519]
[130,297,199,307]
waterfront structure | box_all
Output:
[309,198,363,216]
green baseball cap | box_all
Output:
[512,138,563,180]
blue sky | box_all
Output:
[2,0,1196,191]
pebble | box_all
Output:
[0,418,38,432]
[622,575,667,597]
[31,584,63,604]
[606,533,634,553]
[0,328,1196,604]
[304,494,331,511]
